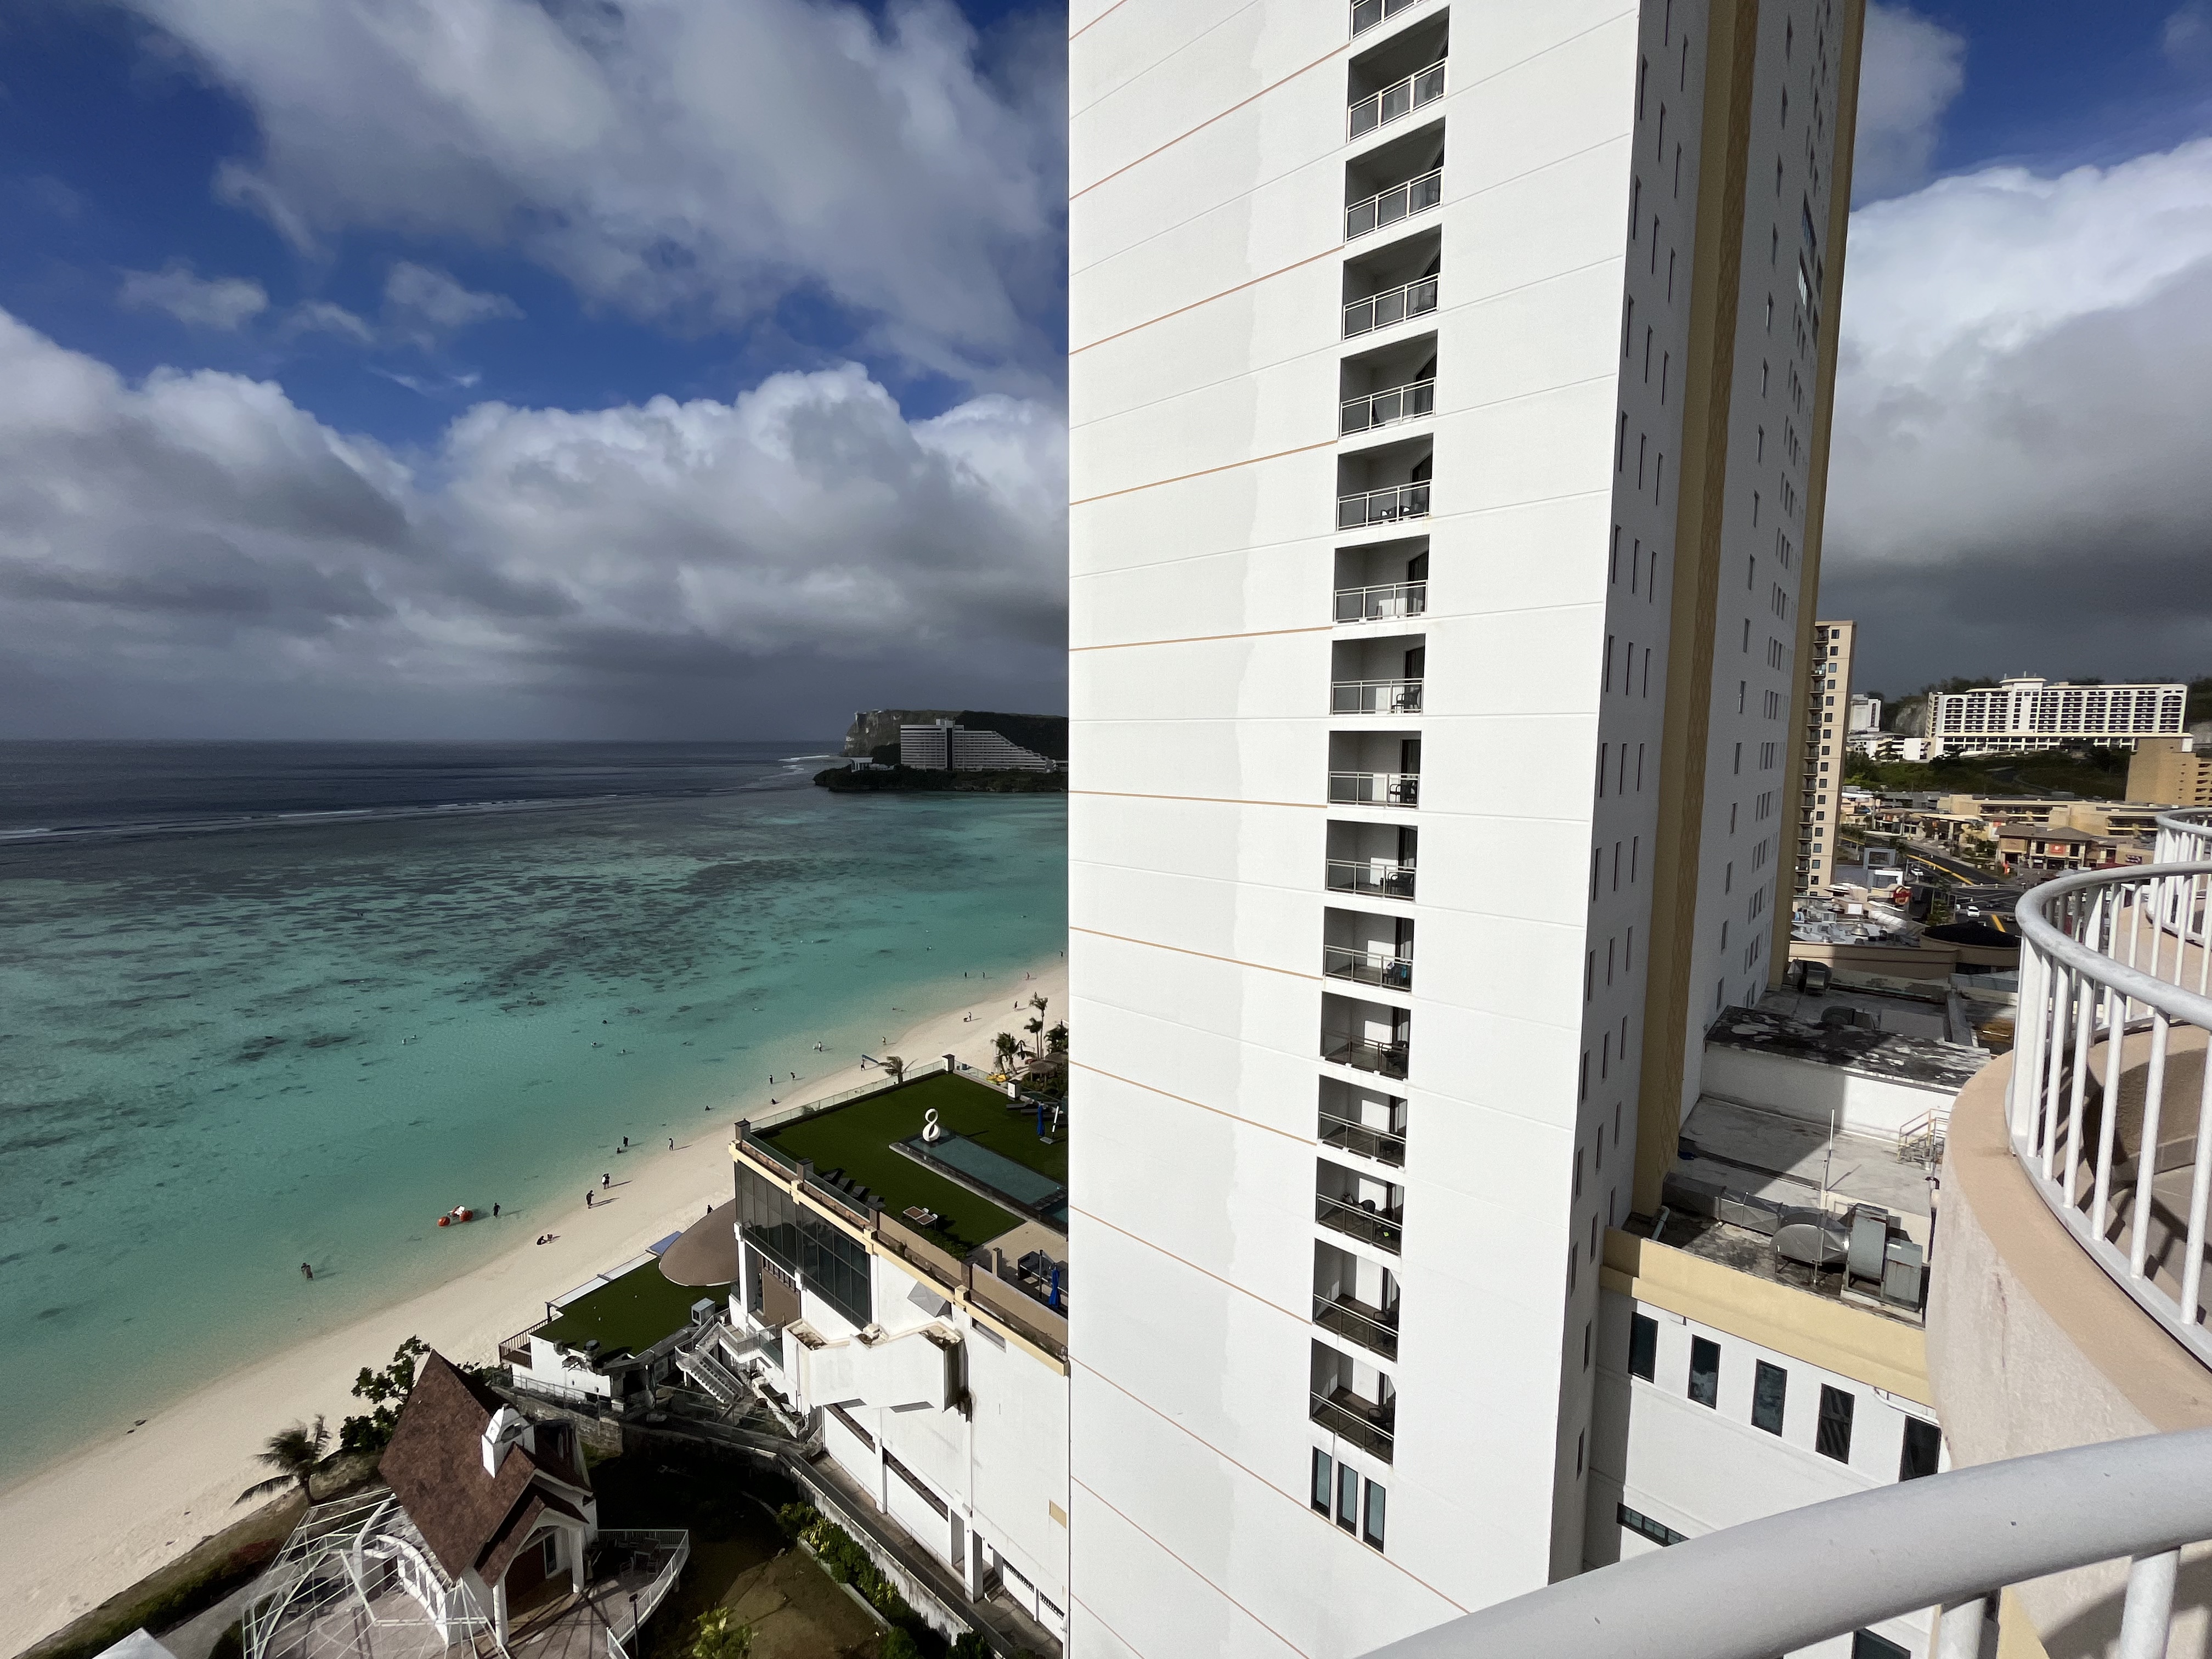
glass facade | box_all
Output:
[736,1162,799,1275]
[800,1209,873,1329]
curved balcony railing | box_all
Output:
[1327,857,1415,900]
[1348,61,1446,140]
[1349,0,1427,39]
[1347,167,1442,240]
[1344,275,1438,339]
[2010,857,2212,1368]
[1339,481,1430,529]
[1329,771,1418,809]
[1331,678,1424,715]
[1334,579,1427,623]
[1354,1429,2212,1659]
[1342,377,1435,435]
[1324,945,1414,990]
[2156,807,2212,868]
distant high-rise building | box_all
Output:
[1848,692,1882,733]
[1795,619,1855,893]
[1068,0,1870,1651]
[1927,678,2187,758]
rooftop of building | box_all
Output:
[537,1255,724,1358]
[1707,1003,1988,1094]
[756,1070,1066,1259]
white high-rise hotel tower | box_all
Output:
[1069,0,1864,1654]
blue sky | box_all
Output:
[0,0,2208,735]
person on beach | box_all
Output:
[667,1137,675,1150]
[300,1262,313,1280]
[601,1172,611,1188]
[492,1203,499,1218]
[622,1136,628,1148]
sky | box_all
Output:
[0,1,2207,737]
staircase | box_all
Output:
[675,1338,744,1409]
[1897,1108,1948,1169]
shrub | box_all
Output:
[687,1607,753,1659]
[880,1632,923,1659]
[780,1505,918,1627]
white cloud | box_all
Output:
[117,262,270,329]
[0,308,1064,736]
[2166,2,2212,78]
[1852,3,1966,204]
[382,262,520,342]
[133,0,1064,387]
[285,299,375,342]
[1825,138,2212,687]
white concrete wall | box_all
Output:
[1702,1045,1955,1138]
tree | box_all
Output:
[340,1335,432,1454]
[688,1608,754,1659]
[992,1031,1020,1073]
[882,1054,907,1085]
[238,1417,329,1504]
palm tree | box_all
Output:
[883,1054,907,1085]
[238,1416,330,1504]
[992,1031,1020,1073]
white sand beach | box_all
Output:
[0,957,1067,1655]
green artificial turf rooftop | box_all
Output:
[762,1071,1065,1257]
[538,1257,726,1357]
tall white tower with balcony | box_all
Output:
[1068,1,1864,1652]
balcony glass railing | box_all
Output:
[1324,1035,1410,1079]
[1324,945,1414,990]
[1339,481,1430,530]
[1314,1294,1400,1359]
[1311,1389,1396,1460]
[1317,1191,1402,1250]
[1319,1106,1407,1166]
[1334,580,1427,624]
[1349,0,1427,38]
[1348,60,1446,140]
[1346,167,1442,240]
[1344,275,1438,339]
[1341,377,1435,435]
[1325,858,1415,900]
[1328,771,1418,809]
[1331,678,1424,716]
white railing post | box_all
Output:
[1933,1595,1986,1659]
[2115,1549,2179,1659]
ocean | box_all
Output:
[0,742,1067,1487]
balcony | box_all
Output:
[1348,0,1430,37]
[1334,579,1427,623]
[1339,481,1430,530]
[1325,857,1415,900]
[1324,944,1413,991]
[1348,59,1445,140]
[1344,274,1437,338]
[1341,377,1435,436]
[1329,772,1418,809]
[1346,167,1442,240]
[1319,1094,1407,1166]
[1317,1190,1404,1251]
[1314,1293,1399,1359]
[1328,1036,1408,1081]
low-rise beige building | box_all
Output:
[2127,735,2212,807]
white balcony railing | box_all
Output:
[1354,1430,2212,1659]
[1339,481,1430,530]
[1327,857,1415,900]
[1344,275,1438,339]
[1348,60,1446,140]
[2155,806,2212,865]
[1347,167,1443,240]
[1329,771,1418,809]
[1331,678,1423,715]
[2010,851,2212,1368]
[1342,377,1435,435]
[1349,0,1428,38]
[1335,580,1427,624]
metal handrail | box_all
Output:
[1329,771,1419,809]
[1334,580,1427,622]
[1347,167,1443,240]
[1342,378,1436,435]
[1326,858,1416,899]
[1344,275,1438,338]
[1324,945,1414,990]
[1331,678,1424,715]
[1348,61,1445,139]
[1356,1429,2212,1659]
[1339,482,1431,529]
[1317,1192,1404,1251]
[1324,1036,1411,1080]
[2009,859,2212,1367]
[2157,808,2212,866]
[1311,1390,1396,1460]
[1350,0,1429,41]
[1314,1294,1400,1358]
[1319,1109,1407,1165]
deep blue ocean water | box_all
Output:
[0,742,1066,1485]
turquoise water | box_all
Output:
[0,749,1065,1486]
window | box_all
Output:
[1853,1633,1910,1659]
[736,1163,800,1274]
[1752,1361,1787,1434]
[1817,1385,1855,1462]
[1618,1504,1686,1548]
[1900,1417,1941,1481]
[1312,1448,1333,1515]
[1629,1313,1658,1380]
[1363,1480,1387,1550]
[1688,1336,1719,1407]
[798,1209,872,1329]
[1338,1462,1359,1533]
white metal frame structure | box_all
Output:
[244,1492,502,1659]
[1352,1429,2212,1659]
[2010,838,2212,1367]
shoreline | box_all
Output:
[0,952,1067,1656]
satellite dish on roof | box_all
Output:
[922,1107,943,1144]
